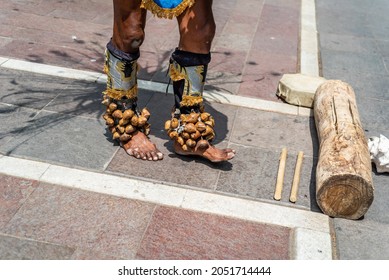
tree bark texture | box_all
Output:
[314,80,374,220]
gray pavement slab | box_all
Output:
[44,81,106,119]
[0,234,75,260]
[316,1,373,38]
[375,39,389,58]
[0,68,68,110]
[364,172,389,225]
[216,144,319,211]
[355,97,389,133]
[231,107,318,157]
[0,104,37,150]
[321,49,387,78]
[106,142,225,191]
[319,33,380,55]
[334,219,389,260]
[2,110,118,170]
[331,73,389,102]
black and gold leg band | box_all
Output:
[169,48,210,113]
[103,39,140,101]
[102,40,150,143]
[165,49,215,150]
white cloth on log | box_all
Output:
[368,134,389,173]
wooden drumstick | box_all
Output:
[290,151,304,203]
[274,147,288,201]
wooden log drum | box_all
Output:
[314,80,374,220]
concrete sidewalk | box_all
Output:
[0,1,332,259]
[0,0,334,260]
[0,62,331,259]
[0,0,388,260]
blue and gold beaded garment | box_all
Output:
[141,0,195,19]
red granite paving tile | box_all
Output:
[46,1,112,22]
[213,0,239,11]
[137,206,291,260]
[142,17,178,52]
[138,53,160,81]
[91,11,113,26]
[222,18,258,37]
[233,0,265,18]
[208,60,243,96]
[0,175,39,229]
[0,37,12,48]
[209,49,246,75]
[3,183,156,259]
[269,0,301,10]
[48,8,97,22]
[214,5,257,52]
[251,2,299,59]
[0,25,107,53]
[244,51,297,76]
[257,3,300,39]
[252,33,298,57]
[214,31,253,52]
[0,0,56,16]
[239,51,297,100]
[206,72,242,96]
[208,48,245,96]
[0,40,104,72]
[1,8,111,45]
[239,74,283,101]
[1,0,112,18]
[229,12,260,26]
[212,12,230,38]
[2,10,73,35]
[238,51,297,100]
[0,24,14,38]
[0,0,301,104]
[137,50,170,81]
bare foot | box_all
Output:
[122,131,163,161]
[174,140,235,163]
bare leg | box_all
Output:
[177,0,216,54]
[110,0,163,161]
[112,0,147,53]
[173,0,235,162]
